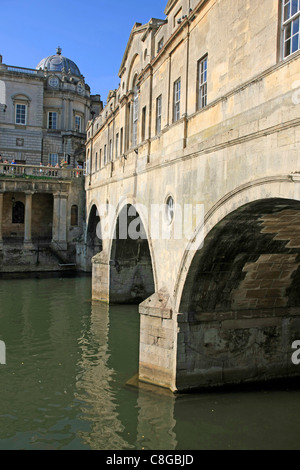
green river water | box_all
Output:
[0,275,300,450]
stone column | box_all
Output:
[0,192,3,249]
[51,192,68,250]
[24,192,33,248]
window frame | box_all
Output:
[48,153,58,166]
[173,78,181,123]
[197,55,208,111]
[156,95,162,135]
[48,111,58,130]
[282,0,300,58]
[75,115,82,133]
[15,103,27,125]
[132,84,139,147]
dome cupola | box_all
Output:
[36,47,81,77]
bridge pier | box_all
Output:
[139,290,178,392]
[92,252,110,303]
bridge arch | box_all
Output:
[173,179,300,391]
[175,177,300,312]
[85,202,102,269]
[108,199,156,304]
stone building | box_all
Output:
[0,48,102,271]
[86,0,300,392]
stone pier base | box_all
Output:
[92,252,110,302]
[139,290,178,392]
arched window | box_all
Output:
[71,205,78,226]
[12,201,25,224]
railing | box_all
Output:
[5,65,40,75]
[0,163,84,179]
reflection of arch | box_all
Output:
[12,201,25,224]
[175,178,300,312]
[109,203,155,304]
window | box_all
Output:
[173,78,181,122]
[282,0,300,57]
[116,133,119,158]
[174,8,183,27]
[48,112,57,129]
[104,145,107,165]
[197,56,208,110]
[132,83,139,147]
[157,38,164,53]
[120,128,124,155]
[141,106,146,142]
[71,205,78,226]
[166,196,174,224]
[15,104,26,125]
[48,153,58,166]
[95,152,98,172]
[75,115,82,132]
[156,95,162,134]
[12,201,25,224]
[109,139,113,162]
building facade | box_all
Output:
[0,47,102,167]
[0,48,102,271]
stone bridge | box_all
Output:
[84,0,300,392]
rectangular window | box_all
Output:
[282,0,300,58]
[109,139,113,161]
[48,112,57,129]
[173,78,181,123]
[104,144,107,165]
[157,37,164,53]
[141,106,146,142]
[75,115,82,132]
[197,56,208,110]
[116,133,119,158]
[15,104,26,125]
[48,153,58,166]
[156,95,162,134]
[174,8,183,27]
[132,90,139,147]
[120,128,124,155]
[95,152,98,172]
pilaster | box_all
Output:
[24,191,34,249]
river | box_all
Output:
[0,275,299,450]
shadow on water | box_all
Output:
[0,276,300,450]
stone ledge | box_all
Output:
[139,289,173,319]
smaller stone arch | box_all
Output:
[108,202,155,304]
[85,203,102,271]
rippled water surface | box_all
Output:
[0,275,300,450]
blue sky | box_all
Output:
[0,0,166,103]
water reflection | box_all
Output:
[75,301,129,450]
[0,276,300,450]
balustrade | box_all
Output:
[0,163,83,179]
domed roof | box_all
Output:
[36,47,81,77]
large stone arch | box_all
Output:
[175,176,300,312]
[174,178,300,391]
